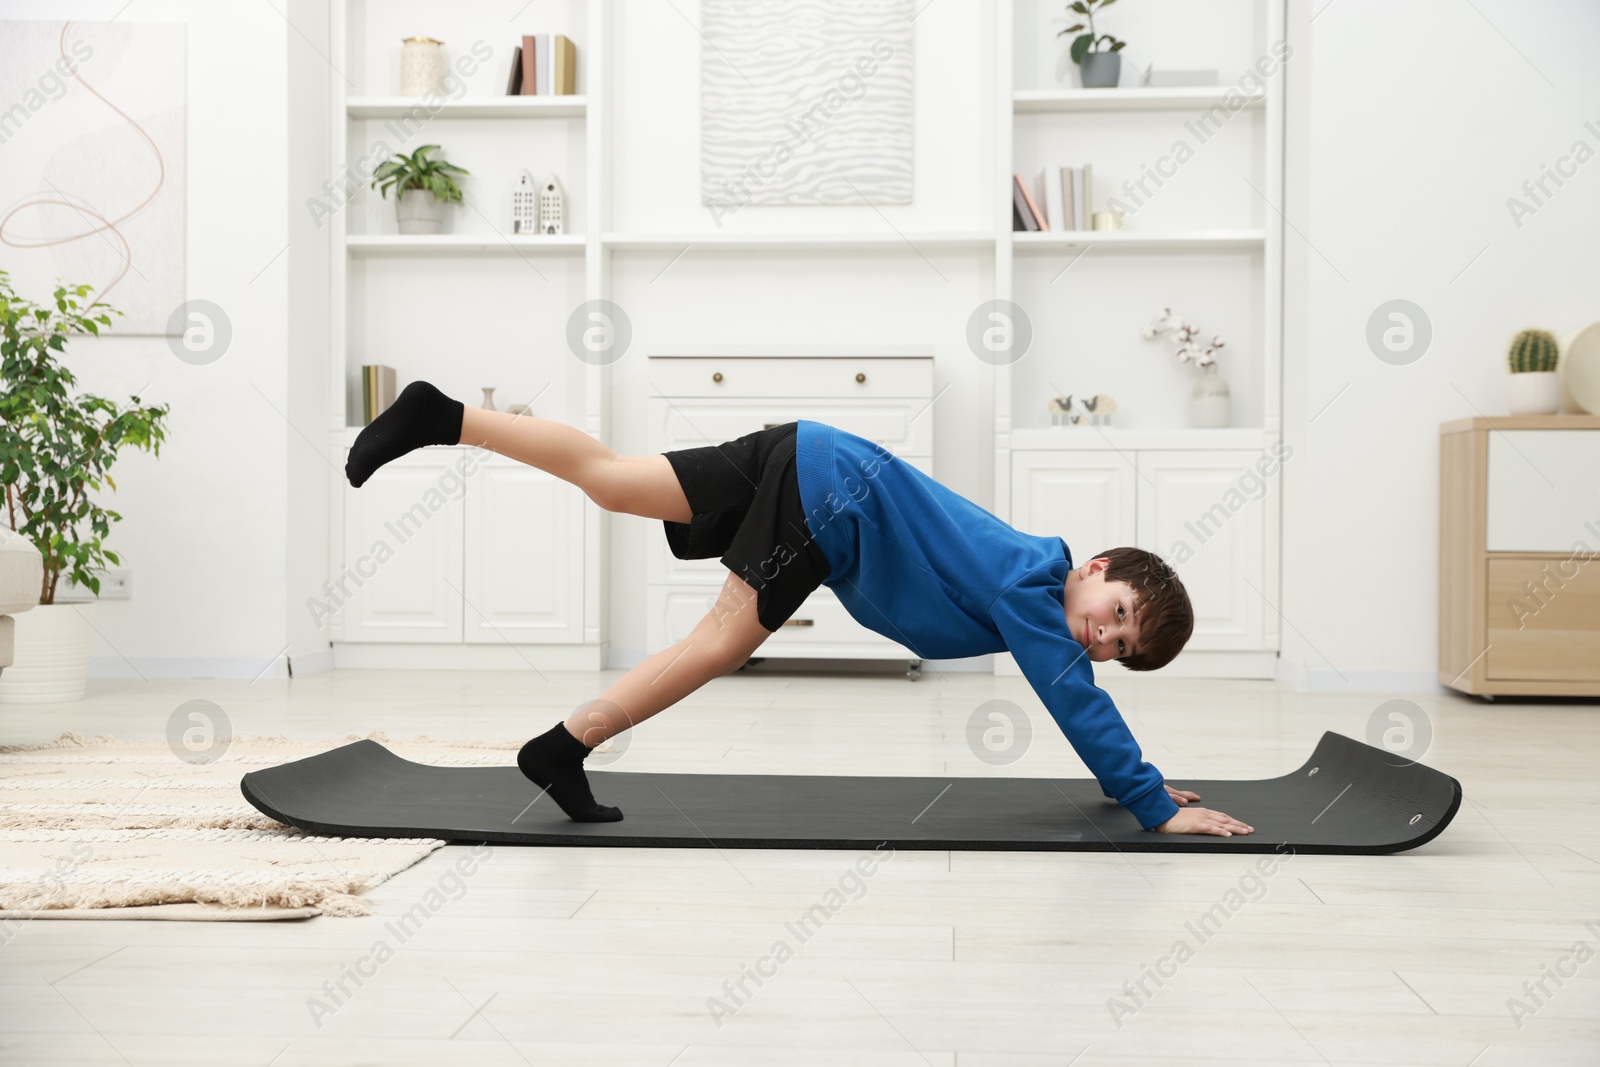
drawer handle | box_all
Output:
[782,618,814,627]
[712,372,723,383]
[855,372,866,383]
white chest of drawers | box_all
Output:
[645,351,935,664]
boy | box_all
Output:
[346,382,1254,838]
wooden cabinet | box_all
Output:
[336,447,584,645]
[1440,416,1600,696]
[644,352,935,663]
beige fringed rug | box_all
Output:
[0,731,522,921]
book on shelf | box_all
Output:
[1036,168,1064,234]
[510,34,576,96]
[1015,165,1095,232]
[361,365,396,426]
[504,46,523,94]
[520,35,547,95]
[552,35,576,95]
[1011,174,1040,231]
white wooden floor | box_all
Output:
[2,664,1597,1066]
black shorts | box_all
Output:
[661,421,832,632]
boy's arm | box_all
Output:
[989,574,1180,831]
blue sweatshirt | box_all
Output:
[793,420,1181,831]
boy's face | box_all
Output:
[1062,557,1142,663]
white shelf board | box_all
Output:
[346,96,586,119]
[1012,229,1264,251]
[346,234,586,255]
[1013,87,1265,113]
[1009,426,1271,451]
[602,232,994,252]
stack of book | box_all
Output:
[504,34,577,95]
[1013,165,1095,232]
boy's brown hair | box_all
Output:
[1092,546,1193,672]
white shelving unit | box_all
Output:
[995,0,1286,677]
[325,0,1285,675]
[328,0,608,670]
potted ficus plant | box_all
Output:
[0,271,170,703]
[369,144,470,235]
[1506,328,1562,415]
[1058,0,1127,88]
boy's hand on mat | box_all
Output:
[1154,806,1254,837]
[1165,785,1201,806]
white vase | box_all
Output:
[1188,364,1232,428]
[0,600,97,704]
[397,188,445,234]
[1507,371,1562,415]
[400,37,446,97]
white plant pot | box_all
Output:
[1507,371,1562,416]
[0,600,97,704]
[397,188,446,234]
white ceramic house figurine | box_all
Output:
[539,175,565,235]
[512,170,539,234]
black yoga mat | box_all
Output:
[240,731,1460,854]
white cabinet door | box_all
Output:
[1486,430,1600,551]
[1010,451,1137,557]
[463,455,585,644]
[1136,451,1266,650]
[339,448,464,643]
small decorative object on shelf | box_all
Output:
[1058,0,1127,88]
[1560,321,1600,414]
[506,402,530,417]
[512,170,539,234]
[1142,307,1231,428]
[481,387,498,412]
[1047,393,1116,427]
[1090,209,1123,231]
[400,37,446,97]
[539,175,565,235]
[1506,328,1562,416]
[361,365,397,425]
[370,145,469,235]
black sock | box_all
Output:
[345,381,464,488]
[517,722,623,823]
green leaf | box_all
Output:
[1070,32,1093,63]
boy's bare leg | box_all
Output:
[519,572,774,820]
[459,407,693,523]
[565,570,772,746]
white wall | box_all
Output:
[1279,0,1600,691]
[602,0,997,666]
[286,0,334,677]
[2,1,294,681]
[15,0,1597,688]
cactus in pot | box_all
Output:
[1507,328,1559,373]
[1505,328,1563,415]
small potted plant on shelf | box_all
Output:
[369,144,470,235]
[1506,328,1562,415]
[1058,0,1127,89]
[0,271,170,703]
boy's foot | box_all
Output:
[517,721,624,822]
[345,381,464,488]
